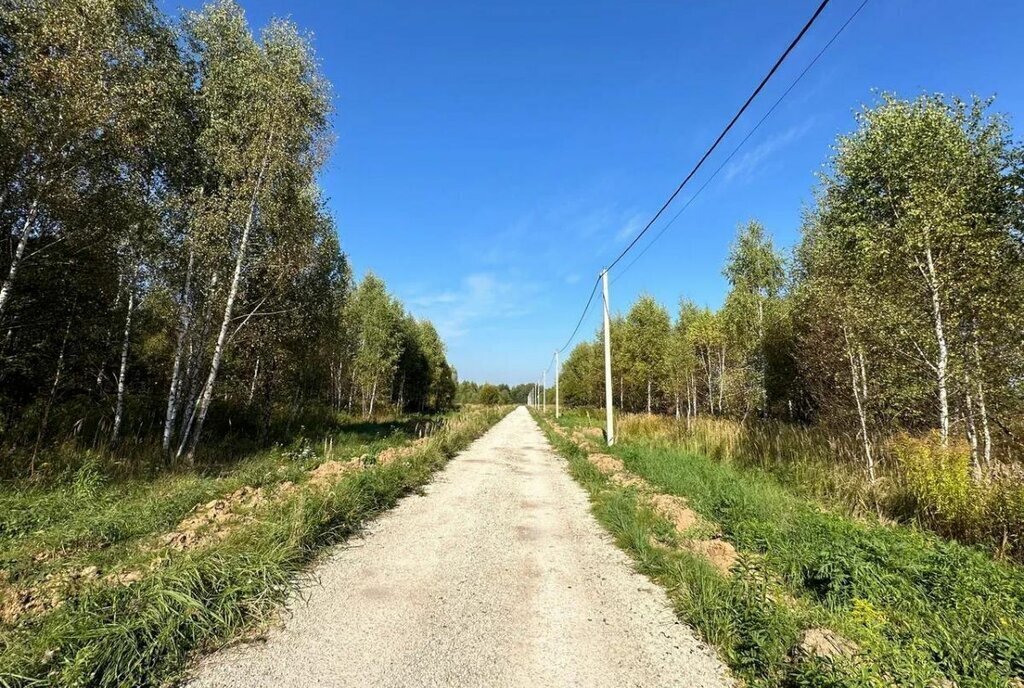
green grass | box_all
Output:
[0,406,508,687]
[0,414,444,588]
[537,410,1024,688]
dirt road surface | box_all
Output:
[188,406,731,687]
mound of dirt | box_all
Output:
[684,538,738,575]
[309,458,362,486]
[588,453,625,475]
[1,566,100,624]
[648,494,700,532]
[160,486,266,551]
[611,472,648,489]
[791,627,859,663]
[105,570,144,586]
[1,583,60,624]
[377,445,420,466]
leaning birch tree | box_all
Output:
[176,1,330,459]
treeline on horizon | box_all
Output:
[560,93,1024,482]
[0,0,456,477]
[456,381,534,406]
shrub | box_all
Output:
[888,433,983,537]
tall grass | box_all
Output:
[0,406,508,687]
[615,413,1024,560]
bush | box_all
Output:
[887,433,1024,558]
[888,434,983,537]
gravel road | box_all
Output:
[188,406,731,687]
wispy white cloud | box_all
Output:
[470,186,645,273]
[614,213,644,243]
[405,272,537,340]
[723,120,814,183]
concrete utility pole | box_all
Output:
[601,269,615,445]
[542,371,546,413]
[554,350,560,419]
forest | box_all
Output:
[557,94,1024,555]
[0,0,457,478]
[456,381,534,406]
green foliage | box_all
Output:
[0,0,456,475]
[558,93,1024,554]
[455,381,531,405]
[888,433,1024,555]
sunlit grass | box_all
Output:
[0,406,509,687]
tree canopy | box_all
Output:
[0,0,457,474]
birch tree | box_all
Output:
[346,274,404,418]
[813,94,1023,448]
[722,220,785,416]
[621,295,671,414]
[0,0,180,323]
[176,2,330,459]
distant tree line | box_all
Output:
[560,94,1024,479]
[0,0,455,471]
[456,381,533,406]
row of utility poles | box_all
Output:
[530,268,614,446]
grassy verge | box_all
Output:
[0,405,509,687]
[535,410,1024,688]
[612,413,1024,561]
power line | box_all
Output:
[606,0,831,273]
[555,274,600,355]
[546,0,839,369]
[614,0,869,284]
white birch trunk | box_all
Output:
[972,341,992,467]
[923,241,950,445]
[177,281,215,448]
[368,376,378,418]
[718,345,726,414]
[965,380,980,478]
[111,284,136,445]
[844,327,875,483]
[0,199,38,319]
[247,356,260,406]
[163,250,194,452]
[179,146,271,460]
[703,352,714,414]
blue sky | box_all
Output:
[164,0,1024,384]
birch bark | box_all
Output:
[163,250,194,452]
[179,144,272,460]
[111,278,137,445]
[0,199,39,319]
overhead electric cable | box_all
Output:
[555,274,601,355]
[544,0,844,378]
[605,0,831,273]
[613,0,869,283]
